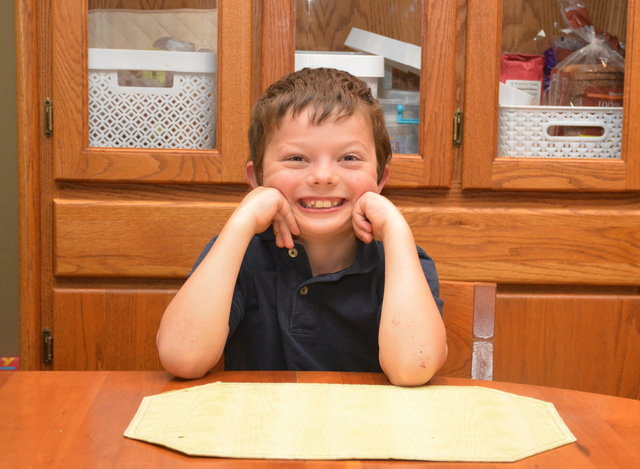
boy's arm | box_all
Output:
[353,192,448,386]
[156,187,299,379]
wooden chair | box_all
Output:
[436,281,497,380]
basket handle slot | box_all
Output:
[544,121,608,141]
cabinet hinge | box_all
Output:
[44,98,53,137]
[42,328,53,365]
[453,108,463,147]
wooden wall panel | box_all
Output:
[52,289,176,370]
[494,292,640,398]
[54,198,640,285]
[405,205,640,285]
[53,199,235,277]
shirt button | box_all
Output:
[299,286,309,296]
[288,248,298,258]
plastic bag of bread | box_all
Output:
[548,1,624,107]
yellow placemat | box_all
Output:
[124,382,576,461]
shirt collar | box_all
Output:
[258,227,381,279]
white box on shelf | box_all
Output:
[295,51,384,97]
[498,105,623,159]
[344,27,421,74]
[88,48,217,149]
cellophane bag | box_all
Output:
[548,0,624,107]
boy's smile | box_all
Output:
[298,197,344,209]
[248,108,387,243]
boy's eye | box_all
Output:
[341,154,359,161]
[286,155,305,162]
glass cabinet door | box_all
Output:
[87,5,218,150]
[51,0,251,183]
[462,0,640,190]
[257,0,458,188]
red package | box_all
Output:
[500,53,545,104]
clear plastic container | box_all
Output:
[379,89,419,154]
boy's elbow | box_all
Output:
[157,339,220,380]
[382,345,448,387]
[385,366,435,387]
[162,358,211,380]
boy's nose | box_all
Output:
[308,163,338,185]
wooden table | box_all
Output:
[1,371,638,468]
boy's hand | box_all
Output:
[352,192,407,244]
[231,186,300,249]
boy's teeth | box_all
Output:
[304,199,341,208]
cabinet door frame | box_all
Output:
[256,0,458,189]
[51,0,251,184]
[462,0,640,191]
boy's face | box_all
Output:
[247,108,388,241]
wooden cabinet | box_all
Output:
[52,1,250,183]
[19,0,251,372]
[17,0,640,398]
[257,0,458,188]
[463,0,640,191]
[495,288,640,398]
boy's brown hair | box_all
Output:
[248,67,392,184]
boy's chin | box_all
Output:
[296,220,355,241]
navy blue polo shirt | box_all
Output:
[191,227,442,372]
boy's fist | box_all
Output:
[232,187,300,249]
[352,192,406,244]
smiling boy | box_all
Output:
[157,68,447,386]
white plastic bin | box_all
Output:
[498,105,623,159]
[88,48,217,149]
[295,51,384,97]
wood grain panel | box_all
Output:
[54,198,640,284]
[489,158,627,190]
[16,0,45,370]
[255,0,295,96]
[494,292,640,398]
[437,282,475,378]
[406,205,640,285]
[52,288,176,370]
[623,0,640,189]
[53,199,235,277]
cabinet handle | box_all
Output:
[453,109,463,147]
[44,98,53,137]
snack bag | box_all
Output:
[500,53,545,105]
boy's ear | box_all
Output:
[377,166,390,192]
[246,161,260,188]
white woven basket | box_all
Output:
[498,105,622,159]
[88,48,217,149]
